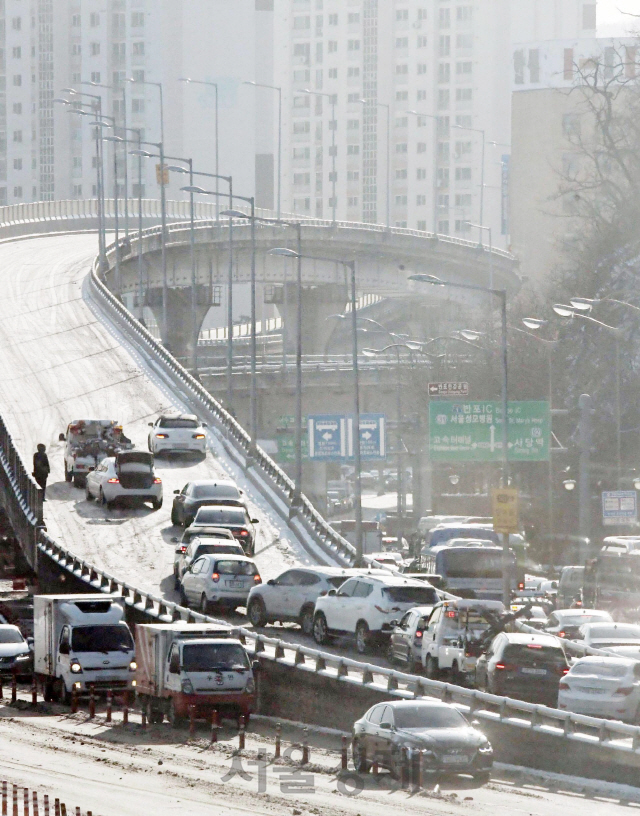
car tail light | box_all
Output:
[107,478,119,484]
[446,611,457,618]
[211,573,220,583]
[414,630,423,639]
[155,433,169,439]
[559,680,569,690]
[526,644,542,649]
[558,631,566,638]
[193,433,205,439]
[518,582,525,591]
[236,529,249,537]
[154,478,162,484]
[254,575,262,584]
[180,546,187,554]
[495,663,516,671]
[615,686,634,696]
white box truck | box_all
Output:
[135,622,257,727]
[34,594,136,703]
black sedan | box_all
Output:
[189,506,259,556]
[352,700,492,782]
[171,480,245,527]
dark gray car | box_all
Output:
[352,700,493,782]
[171,480,245,527]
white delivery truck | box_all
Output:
[421,598,505,684]
[135,622,258,727]
[34,595,136,703]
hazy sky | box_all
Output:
[598,0,638,34]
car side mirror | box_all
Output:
[59,642,70,655]
[202,422,208,428]
[327,589,337,597]
[173,489,180,494]
[27,637,34,648]
[251,519,259,524]
[58,433,66,442]
[251,660,261,673]
[390,620,399,628]
[148,422,154,427]
[379,721,393,730]
[267,579,275,586]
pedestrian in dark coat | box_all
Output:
[33,443,50,499]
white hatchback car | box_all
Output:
[173,536,245,589]
[313,574,440,654]
[148,414,207,456]
[558,656,640,723]
[85,451,162,509]
[179,553,262,614]
[577,622,640,659]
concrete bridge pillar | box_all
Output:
[146,285,211,364]
[277,283,348,355]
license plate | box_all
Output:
[583,687,606,694]
[443,755,469,765]
[226,580,244,588]
[521,668,547,676]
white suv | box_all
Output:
[313,574,440,654]
[148,414,207,456]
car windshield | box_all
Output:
[570,663,629,678]
[182,643,250,672]
[196,509,247,525]
[215,560,258,576]
[441,550,508,579]
[560,614,609,627]
[503,644,566,666]
[588,625,640,640]
[0,629,24,644]
[193,484,239,499]
[159,418,199,429]
[383,586,439,604]
[395,705,466,729]
[195,544,242,557]
[71,625,133,653]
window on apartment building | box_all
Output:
[132,183,145,197]
[90,42,100,55]
[416,64,427,76]
[455,141,472,158]
[582,4,596,29]
[348,13,360,23]
[12,75,21,86]
[417,89,427,101]
[293,147,311,160]
[417,220,427,231]
[132,42,145,56]
[12,103,21,114]
[396,90,408,101]
[396,64,409,75]
[415,167,426,181]
[438,8,450,27]
[438,142,449,160]
[455,219,471,232]
[396,168,408,179]
[396,10,409,21]
[72,157,82,170]
[529,49,540,83]
[348,40,360,51]
[513,49,525,84]
[396,36,409,48]
[11,17,21,30]
[396,143,408,153]
[347,66,360,77]
[348,196,359,207]
[328,41,338,53]
[73,184,82,197]
[294,197,311,212]
[347,145,360,154]
[347,93,361,103]
[347,119,359,129]
[438,89,450,108]
[395,195,408,206]
[438,219,449,232]
[455,167,472,181]
[395,221,408,228]
[72,72,81,83]
[71,43,81,56]
[12,47,21,59]
[417,8,428,20]
[416,194,426,206]
[71,14,80,26]
[438,167,450,185]
[457,33,473,49]
[90,71,101,83]
[293,16,310,29]
[90,12,100,26]
[328,196,337,208]
[626,46,637,78]
[456,88,473,103]
[328,13,338,25]
[455,194,472,207]
[13,159,22,170]
[347,171,359,181]
[327,68,338,79]
[457,7,473,22]
[564,49,574,81]
[456,115,472,128]
[417,35,427,48]
[132,98,145,113]
[132,12,144,27]
[294,69,311,83]
[438,63,450,83]
[395,116,408,128]
[293,121,311,134]
[13,186,22,198]
[456,61,472,75]
[294,43,310,61]
[328,118,337,130]
[294,173,310,185]
[439,35,450,57]
[131,70,145,83]
[417,142,427,153]
[293,95,310,108]
[113,42,126,60]
[562,113,581,138]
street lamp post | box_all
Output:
[244,81,282,220]
[178,78,220,220]
[299,89,337,225]
[410,273,511,605]
[407,110,440,235]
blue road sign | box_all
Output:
[602,491,638,526]
[352,413,386,460]
[307,415,348,461]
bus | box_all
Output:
[422,542,517,600]
[583,551,640,616]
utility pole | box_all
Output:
[578,393,593,564]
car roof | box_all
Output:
[554,608,610,618]
[202,553,255,562]
[159,413,198,421]
[580,622,640,633]
[500,632,561,646]
[356,575,432,587]
[190,479,238,488]
[194,505,246,514]
[192,538,242,548]
[441,599,505,610]
[574,655,637,667]
[381,699,456,710]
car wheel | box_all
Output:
[473,771,491,785]
[179,588,189,608]
[425,655,439,680]
[248,597,267,628]
[43,680,55,702]
[313,612,329,645]
[170,510,179,526]
[409,656,421,675]
[200,594,210,615]
[450,661,462,686]
[299,605,315,637]
[183,516,193,529]
[151,497,162,510]
[352,738,370,773]
[168,699,186,729]
[85,484,93,501]
[55,678,70,706]
[99,488,107,507]
[64,463,72,483]
[173,573,180,591]
[72,474,83,489]
[386,642,397,666]
[355,621,370,655]
[147,437,153,452]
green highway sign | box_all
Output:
[429,400,550,462]
[276,430,308,464]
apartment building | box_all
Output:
[272,0,597,248]
[510,37,638,287]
